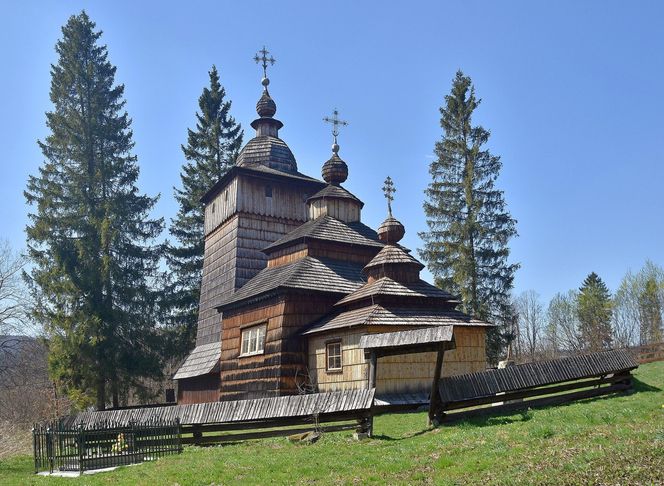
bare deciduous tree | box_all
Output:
[514,290,545,362]
[0,241,28,333]
[548,290,582,354]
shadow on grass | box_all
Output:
[442,379,657,429]
[372,428,431,442]
[632,376,661,393]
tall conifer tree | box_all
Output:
[165,66,243,353]
[577,272,613,351]
[25,12,163,409]
[419,71,518,363]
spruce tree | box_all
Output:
[577,272,613,351]
[25,12,163,409]
[419,71,518,363]
[165,66,243,354]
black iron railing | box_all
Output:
[32,418,182,474]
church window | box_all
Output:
[326,341,342,372]
[265,185,273,197]
[241,324,266,356]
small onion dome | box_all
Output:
[321,153,348,185]
[377,216,405,244]
[256,91,277,118]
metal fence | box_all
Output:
[32,418,182,474]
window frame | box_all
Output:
[325,339,343,373]
[240,323,267,357]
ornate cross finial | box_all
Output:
[323,108,349,153]
[382,176,396,216]
[254,46,276,79]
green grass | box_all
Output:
[2,361,663,485]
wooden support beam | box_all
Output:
[442,372,631,412]
[442,382,631,423]
[366,351,377,437]
[428,346,445,426]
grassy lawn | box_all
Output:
[2,361,663,485]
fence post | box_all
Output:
[78,424,84,476]
[46,426,53,473]
[32,426,38,474]
[176,418,182,453]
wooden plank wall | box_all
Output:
[308,326,488,394]
[177,374,221,405]
[236,177,312,222]
[204,178,238,236]
[309,198,361,223]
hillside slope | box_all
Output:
[2,361,663,485]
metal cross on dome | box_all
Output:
[254,46,276,78]
[323,108,349,146]
[382,176,396,216]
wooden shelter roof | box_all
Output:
[438,349,638,404]
[359,326,454,350]
[172,342,221,380]
[335,277,457,306]
[215,256,366,310]
[64,388,376,428]
[302,304,490,335]
[262,215,382,254]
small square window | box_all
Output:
[326,341,342,371]
[240,324,267,357]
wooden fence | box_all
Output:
[61,389,375,446]
[436,349,638,422]
[629,342,664,364]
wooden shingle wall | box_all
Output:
[196,175,314,347]
[308,326,488,394]
[196,215,240,346]
[220,295,338,401]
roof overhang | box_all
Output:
[359,326,456,358]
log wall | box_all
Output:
[308,325,487,394]
[219,295,338,401]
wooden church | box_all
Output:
[173,50,491,404]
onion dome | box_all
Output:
[322,149,348,185]
[256,78,277,118]
[236,47,298,173]
[377,216,405,244]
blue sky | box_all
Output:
[1,1,662,304]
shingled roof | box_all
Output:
[363,245,425,271]
[172,342,221,380]
[302,304,491,335]
[306,184,364,206]
[335,277,458,306]
[215,256,366,310]
[262,215,383,254]
[201,165,323,204]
